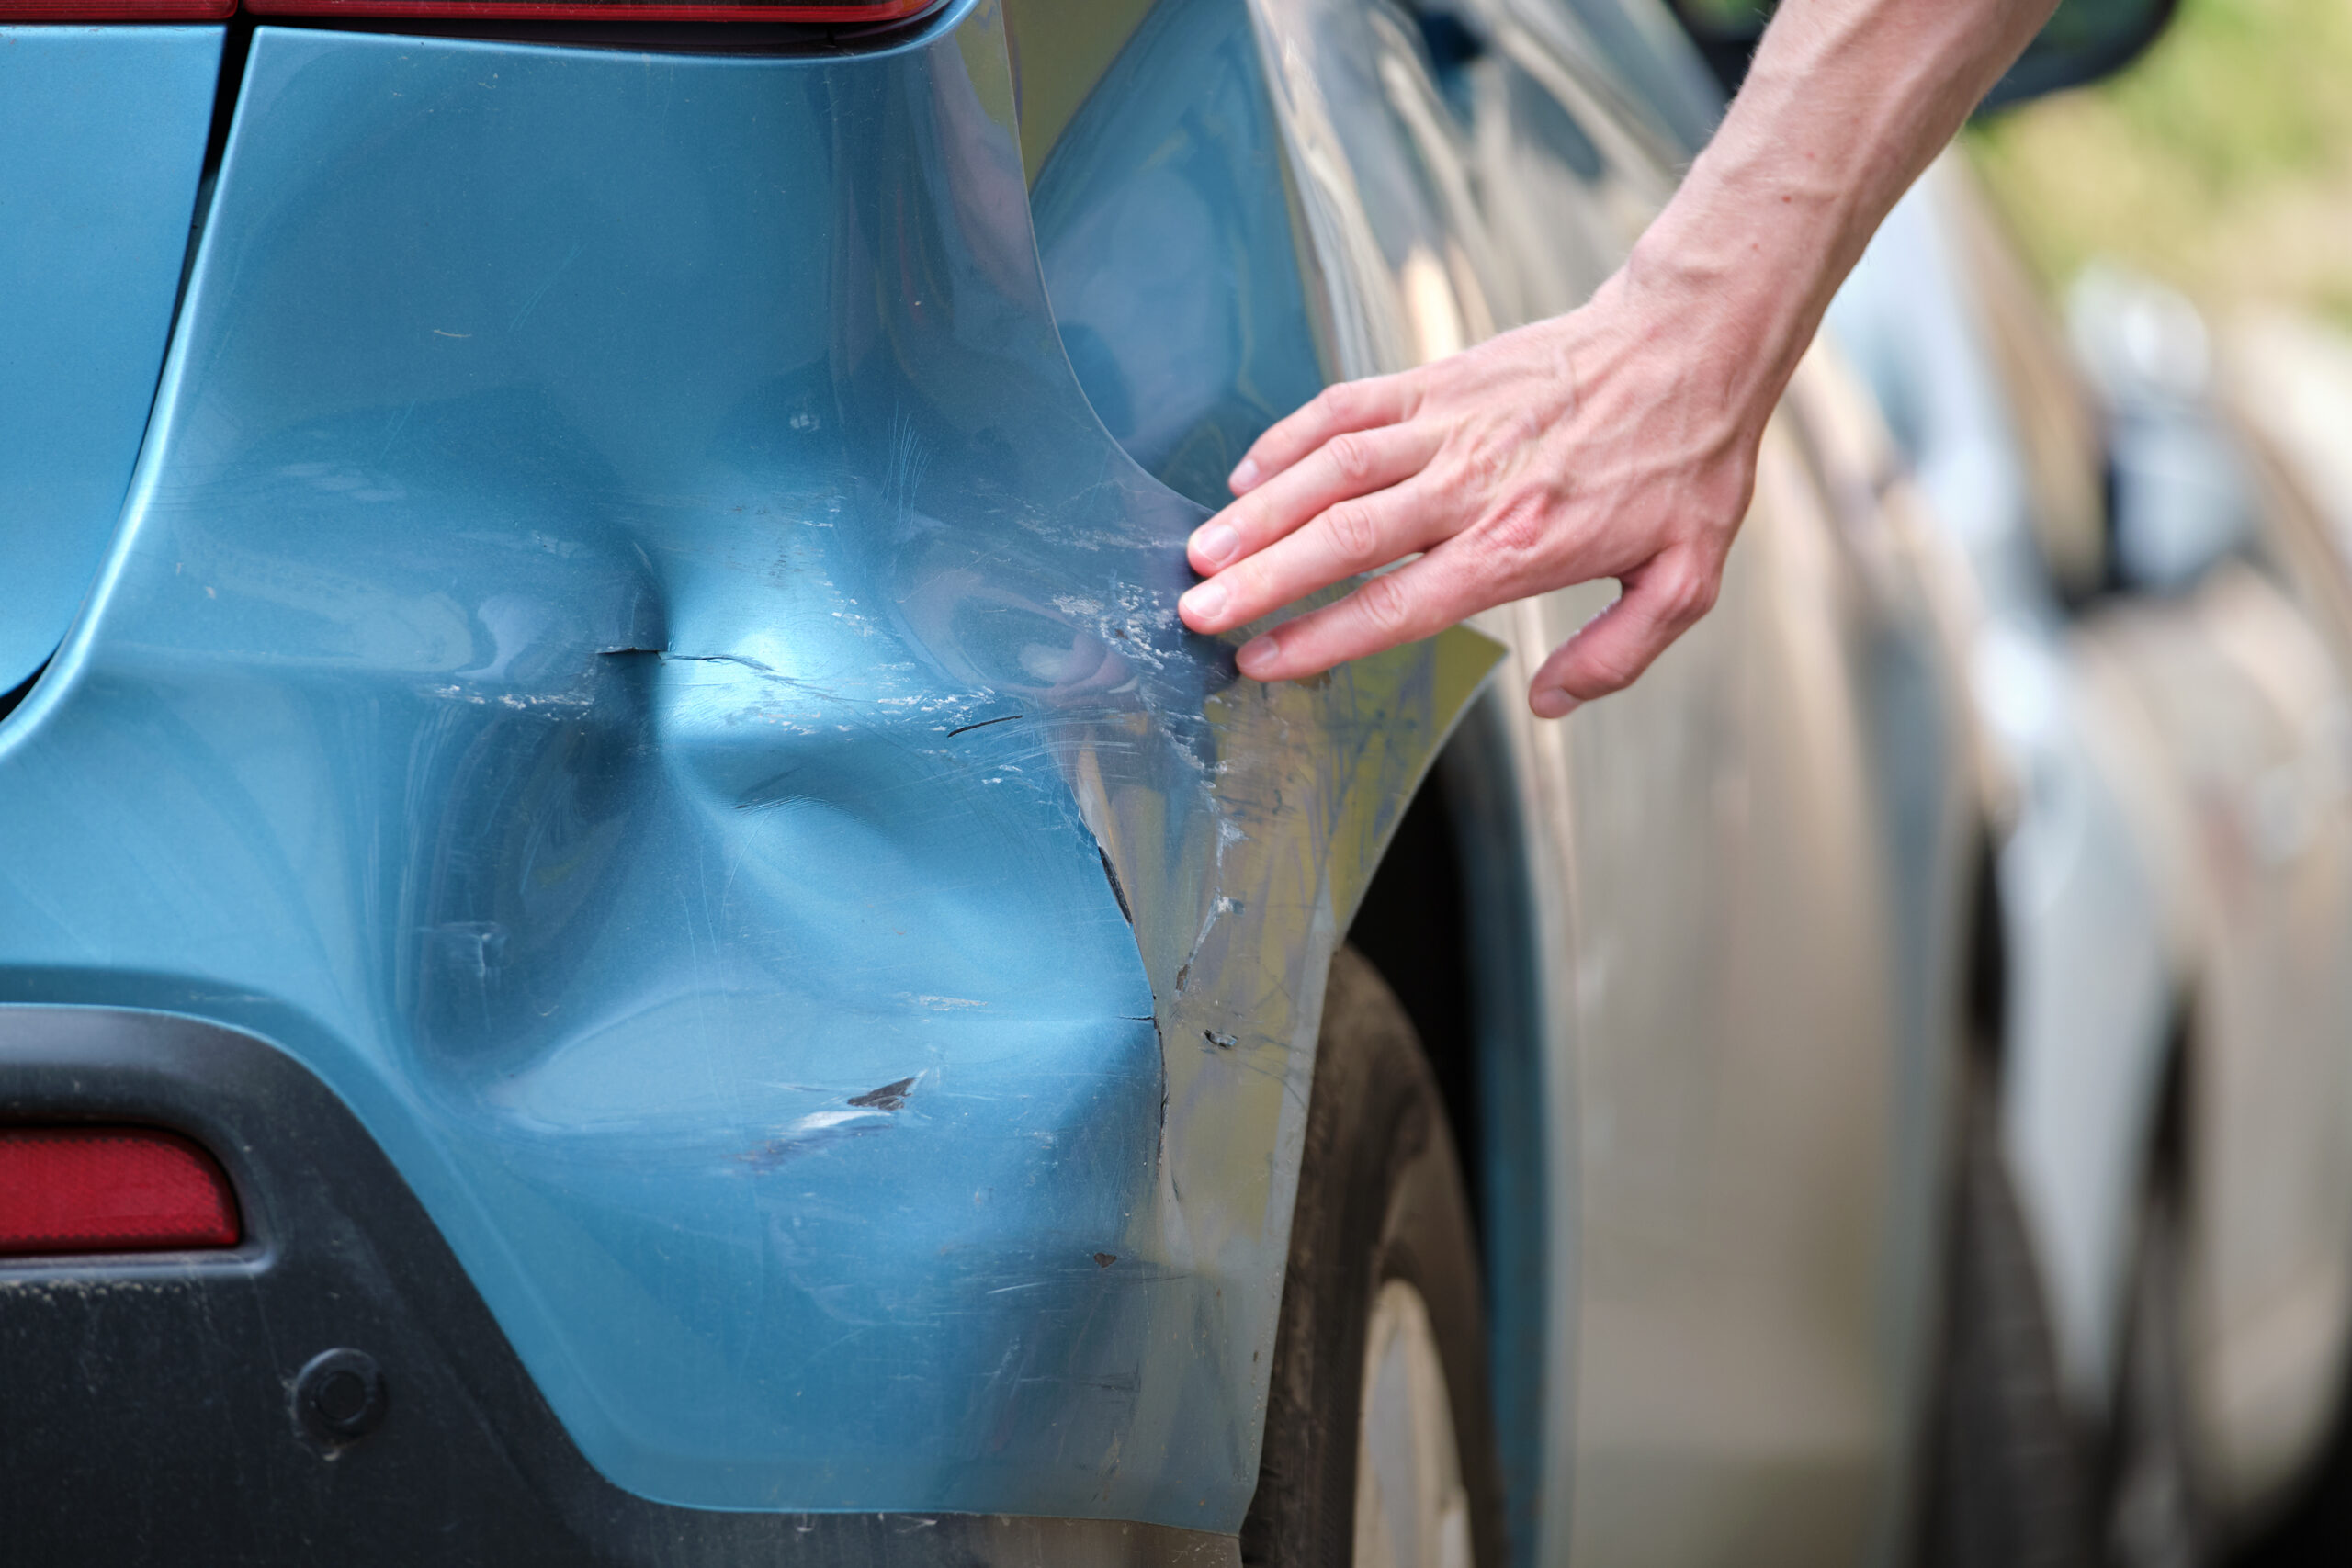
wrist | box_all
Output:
[1607,221,1801,441]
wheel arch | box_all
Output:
[0,0,1501,1529]
[1350,688,1554,1568]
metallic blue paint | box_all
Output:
[0,25,221,697]
[1030,0,1328,510]
[0,1,1494,1525]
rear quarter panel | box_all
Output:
[0,1,1493,1527]
[0,26,220,696]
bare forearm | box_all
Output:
[1177,0,2064,714]
[1636,0,2063,424]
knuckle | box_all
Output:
[1325,431,1377,485]
[1460,409,1544,488]
[1460,436,1508,490]
[1322,501,1383,567]
[1481,491,1552,563]
[1352,570,1416,639]
[1319,380,1367,423]
[1659,559,1721,626]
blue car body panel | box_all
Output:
[0,1,1495,1525]
[1031,0,1328,511]
[0,25,220,696]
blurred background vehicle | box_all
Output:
[1920,6,2352,1561]
[1828,118,2352,1568]
[2222,288,2352,1568]
[2069,261,2352,1567]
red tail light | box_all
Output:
[0,0,932,17]
[245,0,930,16]
[0,1127,241,1258]
[0,0,232,14]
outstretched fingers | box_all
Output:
[1185,476,1447,637]
[1525,548,1721,716]
[1230,550,1476,681]
[1226,375,1420,495]
[1187,420,1439,581]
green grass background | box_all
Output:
[1968,0,2352,324]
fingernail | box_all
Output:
[1181,581,1227,626]
[1237,633,1280,677]
[1230,457,1261,493]
[1192,521,1239,569]
[1530,686,1583,719]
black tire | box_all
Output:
[2233,1285,2352,1566]
[1241,945,1507,1568]
[2105,1184,2207,1568]
[1919,1061,2096,1568]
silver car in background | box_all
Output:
[1834,153,2352,1567]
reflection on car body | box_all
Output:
[0,0,2295,1565]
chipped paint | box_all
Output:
[0,0,1493,1532]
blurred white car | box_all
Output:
[1833,155,2352,1567]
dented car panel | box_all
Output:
[4,1,2017,1562]
[0,0,1494,1526]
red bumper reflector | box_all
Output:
[243,0,933,17]
[0,1127,241,1258]
[0,0,232,13]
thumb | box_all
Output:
[1527,549,1722,717]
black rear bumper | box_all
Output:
[0,1008,1234,1567]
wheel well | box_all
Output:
[1347,765,1486,1223]
[1968,831,2007,1070]
[1964,827,2192,1192]
[1346,693,1547,1567]
[2146,1003,2196,1201]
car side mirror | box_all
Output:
[1665,0,2177,108]
[2067,265,2254,595]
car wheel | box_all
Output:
[1919,1061,2095,1568]
[1241,945,1506,1568]
[2106,1183,2206,1568]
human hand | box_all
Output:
[1168,0,2068,717]
[1174,270,1770,717]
